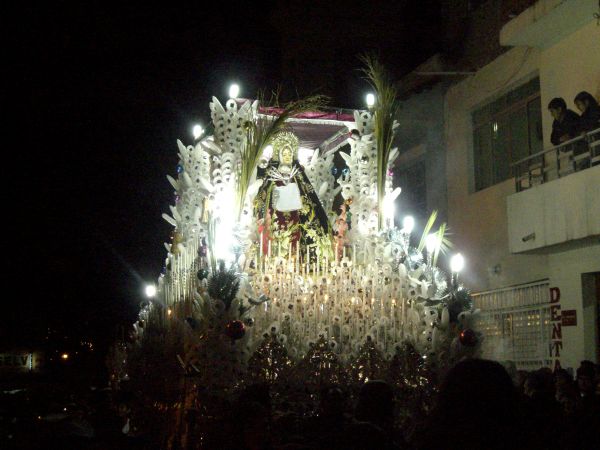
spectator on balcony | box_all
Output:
[574,91,600,133]
[548,97,580,145]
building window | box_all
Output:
[473,280,552,370]
[472,77,543,191]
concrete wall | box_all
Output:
[548,245,600,368]
[539,21,600,147]
[507,166,600,253]
[444,17,600,365]
[396,84,448,222]
[444,46,548,292]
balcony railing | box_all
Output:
[512,127,600,192]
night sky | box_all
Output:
[7,2,441,352]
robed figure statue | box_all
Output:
[254,131,331,256]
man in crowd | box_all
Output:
[548,97,580,145]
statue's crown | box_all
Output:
[272,131,299,161]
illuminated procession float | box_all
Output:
[113,59,482,446]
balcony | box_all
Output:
[513,128,600,192]
[507,128,600,253]
[500,0,596,49]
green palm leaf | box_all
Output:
[236,95,328,220]
[360,55,400,230]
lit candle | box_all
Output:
[306,247,310,273]
[260,231,263,255]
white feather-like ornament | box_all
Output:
[211,97,225,114]
[201,139,222,155]
[441,307,449,328]
[398,263,408,278]
[319,182,328,198]
[385,187,402,202]
[182,172,194,188]
[198,176,214,193]
[169,206,181,221]
[420,280,430,297]
[162,213,177,227]
[193,206,202,223]
[177,139,187,155]
[167,175,180,191]
[238,100,252,115]
[310,148,320,165]
[388,148,399,165]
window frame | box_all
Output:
[472,88,542,191]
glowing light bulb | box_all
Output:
[366,93,375,107]
[145,284,157,298]
[192,124,204,140]
[425,233,439,254]
[450,253,465,273]
[229,83,240,99]
[402,216,415,234]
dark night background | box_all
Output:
[6,2,443,360]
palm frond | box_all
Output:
[360,54,399,230]
[417,210,438,252]
[235,95,329,219]
[207,260,240,311]
[432,222,453,267]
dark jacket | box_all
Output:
[578,104,600,133]
[551,109,580,145]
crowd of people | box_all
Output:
[3,358,600,449]
[548,91,600,145]
[186,358,600,450]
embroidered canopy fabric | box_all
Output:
[237,101,354,153]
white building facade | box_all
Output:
[443,0,600,370]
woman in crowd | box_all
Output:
[574,91,600,133]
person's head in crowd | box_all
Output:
[355,380,394,428]
[554,368,576,399]
[344,421,388,450]
[319,385,345,420]
[574,91,599,113]
[548,97,568,121]
[438,359,517,419]
[237,401,271,450]
[577,360,597,397]
[502,360,517,382]
[525,368,555,398]
[237,383,271,411]
[420,359,519,450]
[515,370,529,392]
[554,368,573,389]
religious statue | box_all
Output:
[254,131,331,257]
